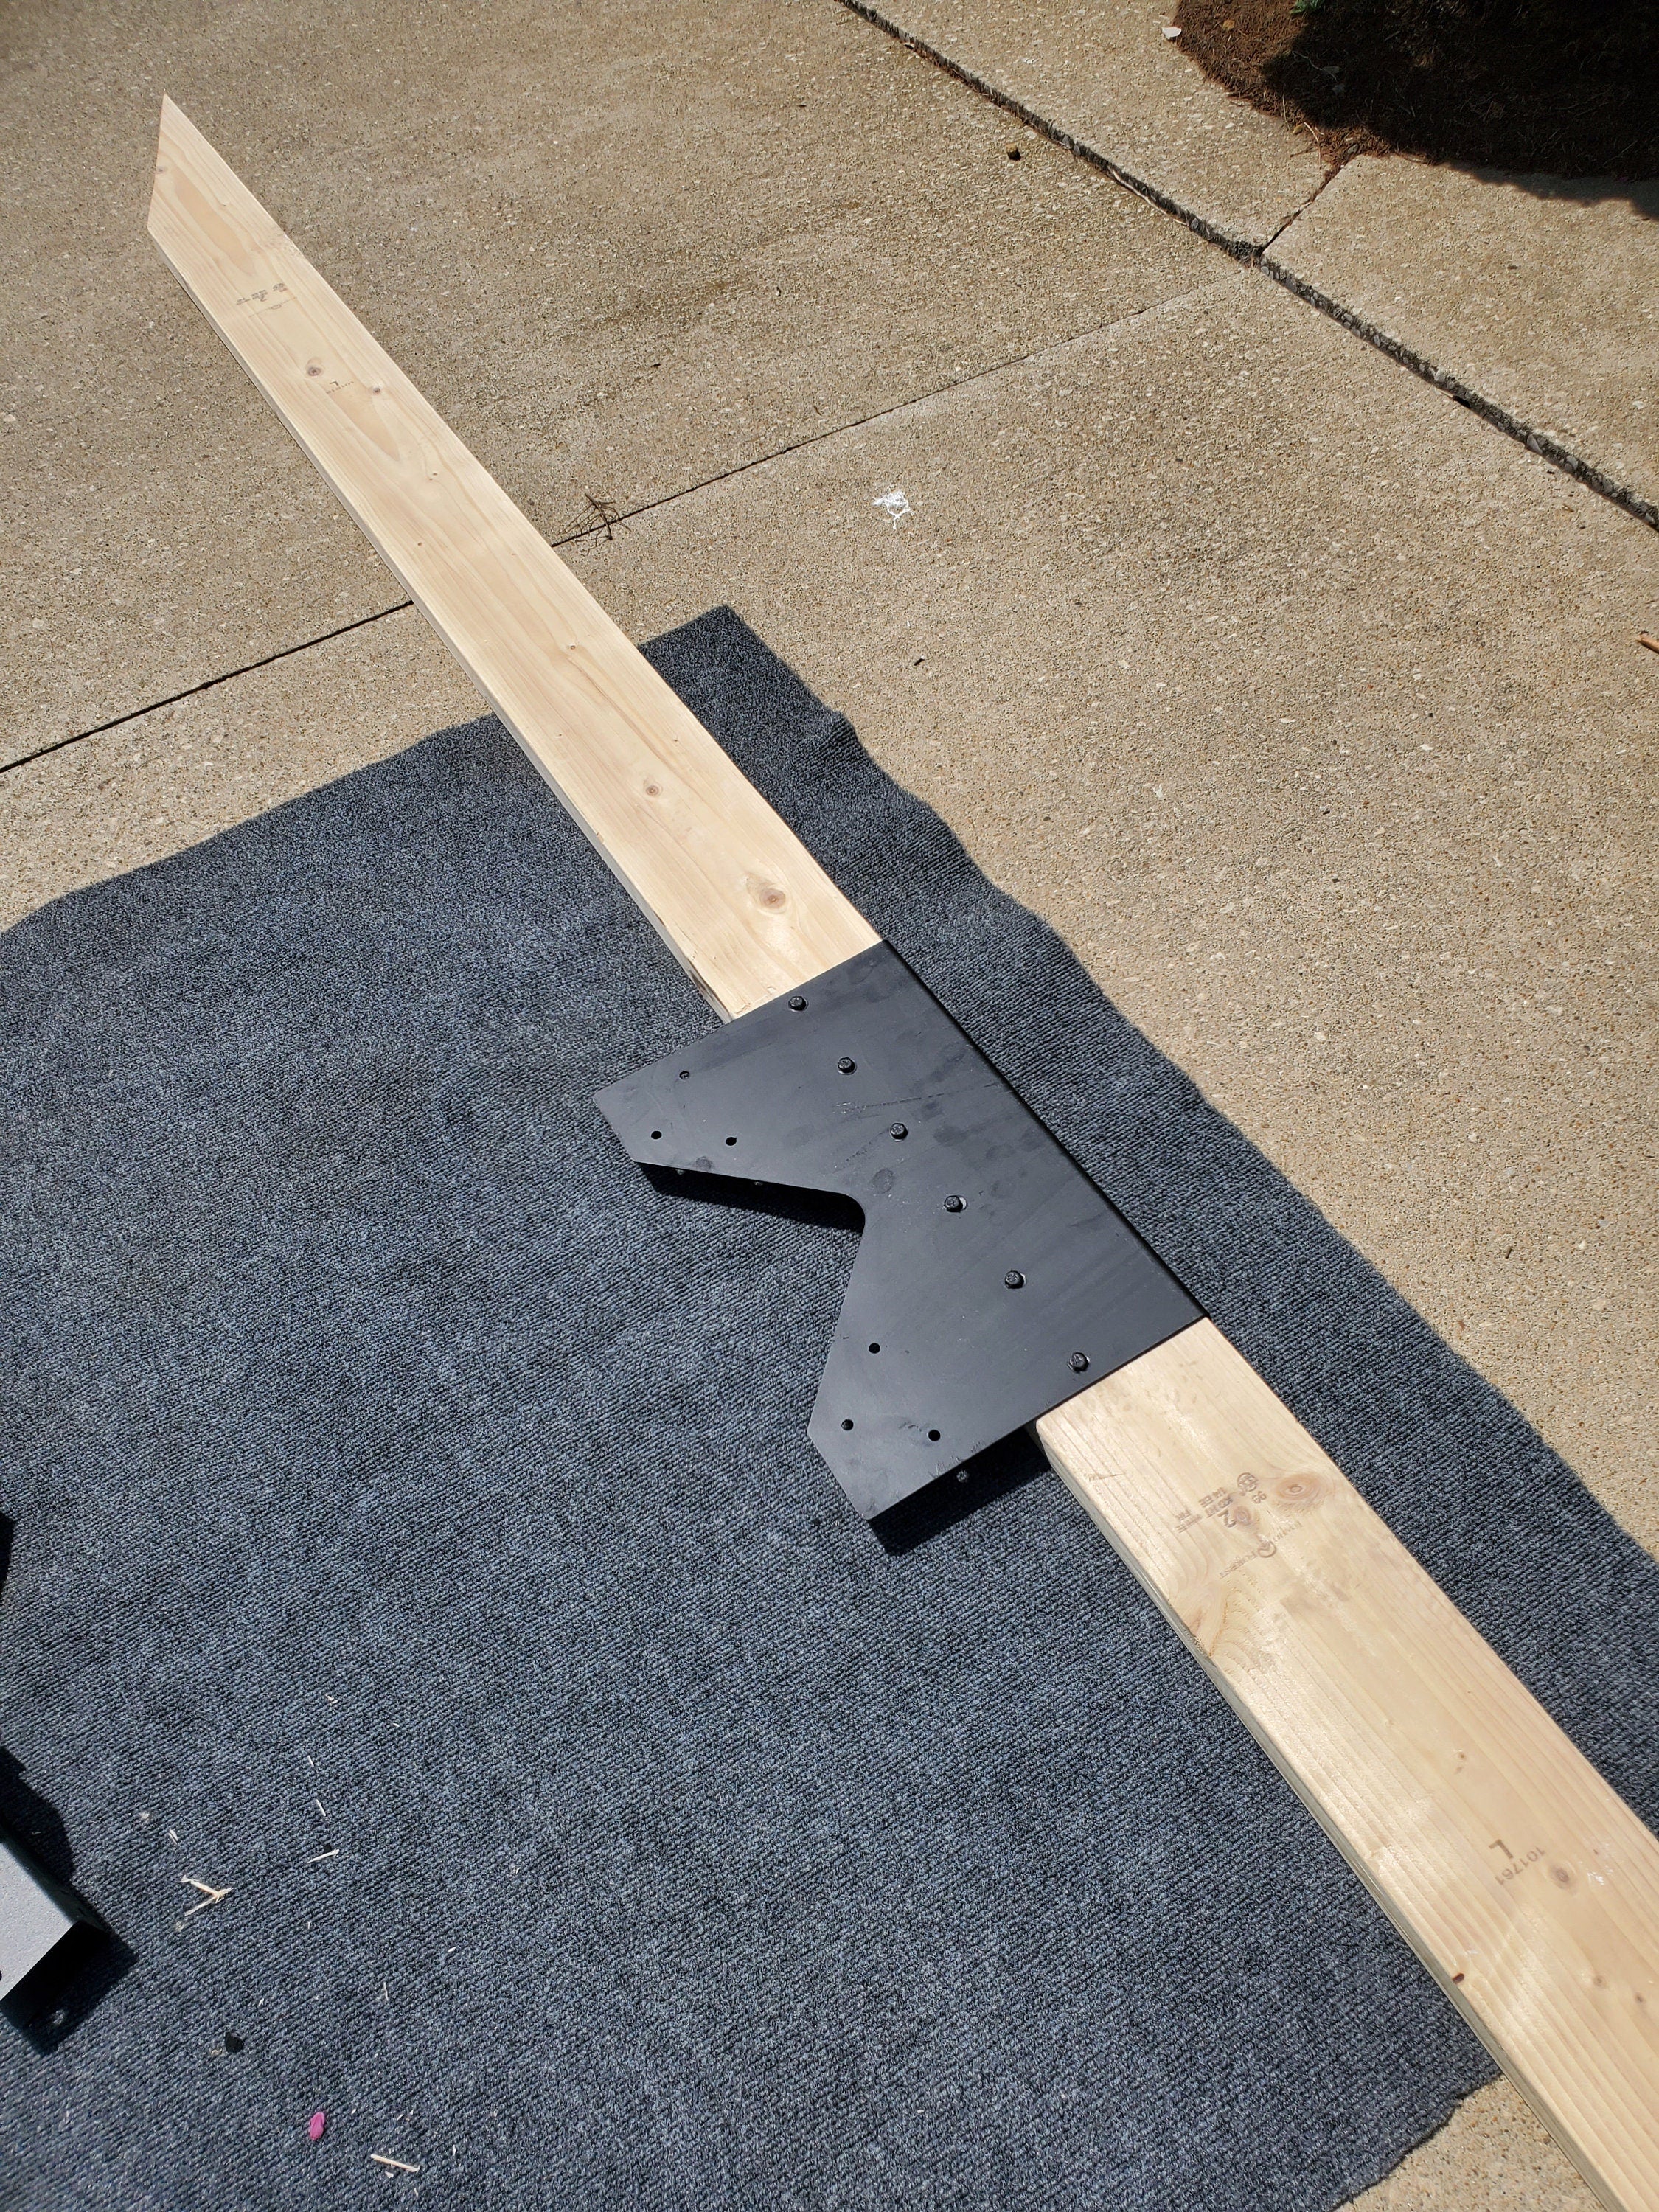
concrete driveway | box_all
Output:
[4,3,1654,2205]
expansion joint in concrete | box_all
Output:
[10,291,1197,779]
[835,0,1659,540]
[1,602,416,778]
[835,0,1262,260]
[1255,257,1659,532]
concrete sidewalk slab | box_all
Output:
[840,0,1321,243]
[1268,159,1659,518]
[1,0,1211,765]
[1355,2086,1597,2212]
[13,260,1650,1575]
[843,1,1659,524]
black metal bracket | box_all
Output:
[0,1821,102,2020]
[595,942,1201,1520]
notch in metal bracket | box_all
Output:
[596,942,1201,1520]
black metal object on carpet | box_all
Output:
[596,940,1203,1518]
[0,1823,100,2016]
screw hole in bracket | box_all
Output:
[592,938,1203,1523]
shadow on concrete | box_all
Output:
[1176,0,1658,194]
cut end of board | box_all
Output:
[150,98,252,258]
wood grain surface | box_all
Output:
[1039,1326,1659,2212]
[147,97,876,1022]
[150,101,1659,2211]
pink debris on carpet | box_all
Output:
[308,2112,327,2143]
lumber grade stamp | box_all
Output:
[148,100,1659,2212]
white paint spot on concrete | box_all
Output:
[873,488,912,526]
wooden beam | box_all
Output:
[149,100,1659,2211]
[145,98,874,1022]
[1041,1326,1659,2211]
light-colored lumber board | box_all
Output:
[148,102,1659,2211]
[146,97,875,1023]
[1039,1325,1659,2212]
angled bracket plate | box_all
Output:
[596,943,1201,1520]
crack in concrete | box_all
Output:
[1261,152,1343,254]
[839,0,1267,254]
[1,603,416,778]
[10,8,1650,790]
[549,289,1197,551]
[3,293,1198,778]
[835,0,1659,538]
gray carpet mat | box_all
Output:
[4,608,1657,2210]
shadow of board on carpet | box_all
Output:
[3,608,1657,2210]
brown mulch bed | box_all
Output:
[1172,0,1659,177]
